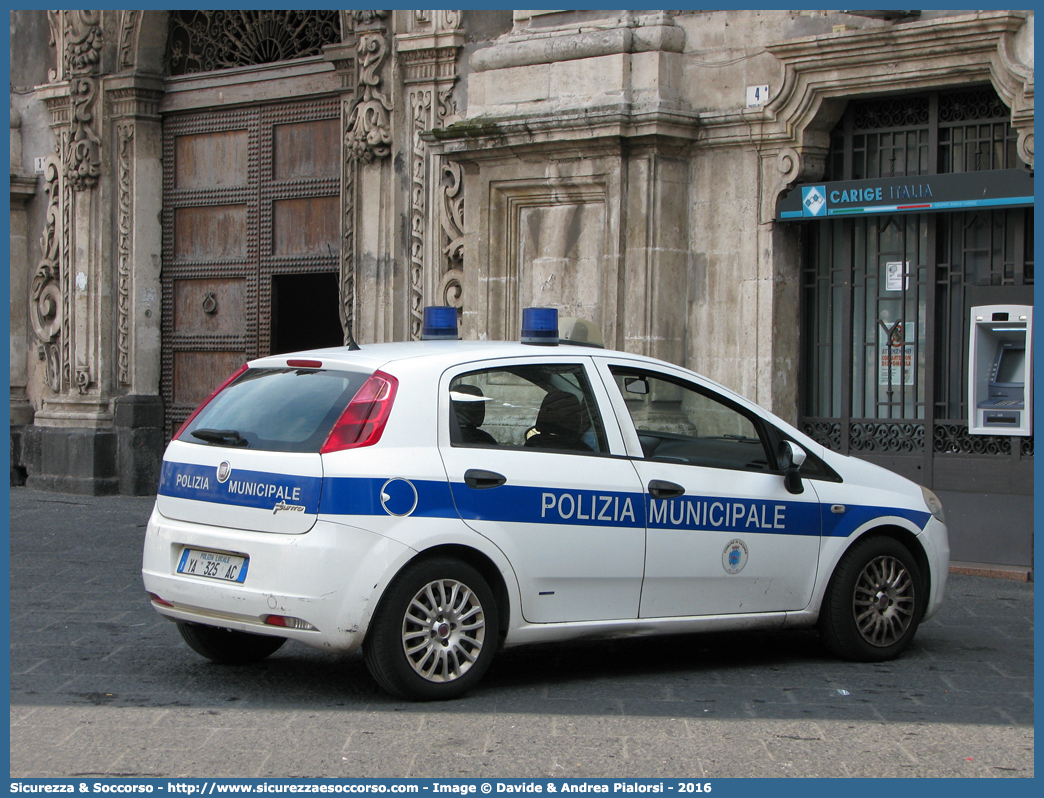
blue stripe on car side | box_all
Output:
[318,477,458,518]
[160,462,931,536]
[451,483,646,528]
[158,461,322,513]
[324,479,930,537]
[820,502,931,537]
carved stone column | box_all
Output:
[31,10,109,428]
[106,74,163,395]
[396,11,465,339]
[104,70,166,495]
[325,10,395,345]
[23,10,120,494]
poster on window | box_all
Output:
[885,261,909,291]
[878,321,915,386]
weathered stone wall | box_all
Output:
[8,9,1035,496]
[434,9,1033,423]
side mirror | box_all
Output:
[778,440,806,494]
[624,377,649,395]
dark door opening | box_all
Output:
[271,272,344,355]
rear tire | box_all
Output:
[177,622,286,665]
[363,557,498,701]
[818,536,925,662]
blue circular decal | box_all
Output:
[380,478,419,517]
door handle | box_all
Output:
[464,469,507,489]
[648,479,685,499]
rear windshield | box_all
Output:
[181,367,371,453]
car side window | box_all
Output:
[449,364,607,454]
[610,367,772,472]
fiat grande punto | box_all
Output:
[142,308,949,700]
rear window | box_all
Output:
[181,367,371,453]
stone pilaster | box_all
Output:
[105,73,163,395]
[10,110,36,431]
[325,10,396,345]
[23,10,121,494]
[104,72,166,495]
[32,10,111,430]
[396,11,466,339]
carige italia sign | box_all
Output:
[776,168,1033,220]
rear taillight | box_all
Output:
[174,363,249,440]
[321,370,398,453]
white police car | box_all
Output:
[143,307,949,700]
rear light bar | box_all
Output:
[264,614,317,631]
[147,592,173,607]
[287,359,322,368]
[174,363,249,441]
[321,370,399,453]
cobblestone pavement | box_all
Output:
[8,488,1034,778]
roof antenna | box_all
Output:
[345,318,361,351]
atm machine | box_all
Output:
[968,305,1032,436]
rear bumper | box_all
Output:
[141,505,411,652]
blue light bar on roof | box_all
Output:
[421,306,459,340]
[521,307,559,345]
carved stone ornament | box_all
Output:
[408,88,433,339]
[340,98,359,344]
[48,10,102,80]
[68,76,102,191]
[116,123,133,386]
[30,157,65,392]
[352,10,389,28]
[76,368,92,395]
[348,31,393,163]
[413,10,461,32]
[118,10,140,69]
[48,11,103,191]
[440,160,465,308]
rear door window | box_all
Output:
[449,363,608,454]
[181,367,371,453]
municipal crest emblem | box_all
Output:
[722,539,749,575]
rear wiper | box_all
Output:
[190,428,248,447]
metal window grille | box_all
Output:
[166,11,341,76]
[801,87,1032,478]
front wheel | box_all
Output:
[177,622,286,665]
[818,536,925,662]
[363,557,499,700]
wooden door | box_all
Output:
[161,98,341,438]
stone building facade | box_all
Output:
[9,10,1034,568]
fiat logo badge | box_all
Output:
[217,461,232,483]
